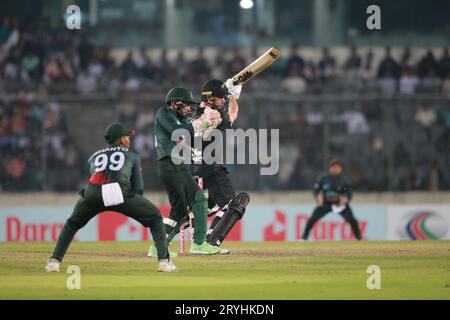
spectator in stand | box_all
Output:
[87,55,105,81]
[343,46,362,86]
[5,154,27,191]
[437,47,450,79]
[0,61,5,87]
[3,46,22,81]
[410,164,427,190]
[189,47,210,83]
[210,52,225,80]
[441,102,450,128]
[96,46,113,72]
[341,107,370,135]
[400,47,412,68]
[399,66,420,94]
[133,127,155,161]
[442,72,450,93]
[44,55,73,84]
[377,69,397,95]
[135,108,155,131]
[21,51,40,81]
[172,51,188,81]
[0,17,14,47]
[435,107,450,165]
[281,65,307,94]
[78,35,94,70]
[428,160,444,191]
[317,47,336,82]
[120,50,137,80]
[415,102,437,141]
[1,18,19,53]
[393,142,411,168]
[155,48,170,76]
[76,68,96,94]
[302,60,317,84]
[421,67,442,93]
[417,50,438,79]
[344,46,362,69]
[359,50,377,86]
[133,47,149,70]
[225,47,247,77]
[377,46,400,79]
[285,43,305,76]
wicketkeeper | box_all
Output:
[45,123,178,273]
[302,159,362,241]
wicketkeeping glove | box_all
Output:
[192,107,222,137]
[225,79,242,100]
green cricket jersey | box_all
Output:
[313,173,352,203]
[154,107,194,160]
[87,144,143,196]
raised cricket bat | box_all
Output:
[232,47,281,85]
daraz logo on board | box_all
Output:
[6,216,63,241]
[262,210,367,241]
[296,214,367,241]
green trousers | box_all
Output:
[158,158,207,244]
[52,184,169,261]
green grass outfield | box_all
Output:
[0,241,449,299]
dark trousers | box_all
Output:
[302,203,362,240]
[198,165,235,235]
[52,184,168,261]
[202,165,235,208]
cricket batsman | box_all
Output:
[148,87,223,256]
[192,79,250,249]
[45,123,178,273]
[302,159,362,241]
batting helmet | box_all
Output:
[201,79,228,101]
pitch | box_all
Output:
[0,241,449,299]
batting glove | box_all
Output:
[225,79,242,100]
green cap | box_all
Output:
[104,123,135,144]
[165,87,197,105]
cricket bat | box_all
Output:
[232,47,281,85]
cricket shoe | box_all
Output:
[190,241,221,255]
[147,245,178,258]
[216,247,230,254]
[158,260,179,272]
[45,258,60,272]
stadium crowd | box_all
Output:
[1,17,449,192]
[1,17,450,94]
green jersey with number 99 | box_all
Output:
[87,144,144,196]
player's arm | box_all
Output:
[340,177,352,204]
[313,175,324,205]
[158,108,195,137]
[131,154,144,195]
[228,95,239,125]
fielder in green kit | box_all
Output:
[45,123,178,272]
[147,87,223,256]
